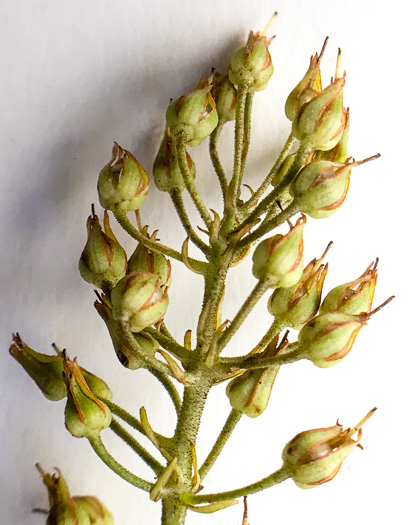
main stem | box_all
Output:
[161,372,213,525]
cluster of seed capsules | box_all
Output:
[9,23,393,515]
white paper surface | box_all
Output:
[1,1,407,523]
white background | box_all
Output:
[1,1,407,524]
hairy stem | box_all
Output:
[182,466,291,504]
[114,212,206,273]
[144,326,191,365]
[244,133,296,210]
[236,200,301,250]
[88,435,153,492]
[241,92,254,172]
[209,121,228,198]
[170,189,209,253]
[229,84,249,211]
[176,139,213,229]
[102,399,145,435]
[218,279,272,351]
[149,366,182,414]
[199,408,242,481]
[109,418,164,474]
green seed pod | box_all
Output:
[282,409,375,489]
[285,43,325,122]
[38,466,91,525]
[229,31,274,92]
[98,142,149,213]
[166,76,218,147]
[38,466,113,525]
[298,311,365,368]
[128,232,171,288]
[95,292,159,369]
[212,72,237,122]
[268,245,330,330]
[153,128,196,192]
[79,210,127,289]
[252,214,306,287]
[111,272,169,333]
[293,154,379,219]
[292,77,346,151]
[320,260,377,315]
[9,333,67,401]
[63,359,111,439]
[312,108,350,163]
[226,336,285,417]
[293,160,350,219]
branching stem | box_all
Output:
[109,418,164,474]
[182,466,291,504]
[176,138,213,229]
[199,408,242,481]
[89,435,153,492]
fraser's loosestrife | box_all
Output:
[10,17,392,524]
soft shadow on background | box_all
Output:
[1,1,407,524]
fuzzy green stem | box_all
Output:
[238,143,310,233]
[109,418,164,474]
[114,212,206,273]
[176,139,213,229]
[218,279,272,351]
[88,435,153,492]
[209,121,228,198]
[229,84,249,210]
[221,345,306,372]
[144,326,191,364]
[170,189,209,253]
[251,319,284,354]
[241,92,254,172]
[199,408,242,481]
[198,248,232,354]
[173,373,213,485]
[102,399,145,434]
[236,200,301,250]
[161,497,188,525]
[182,466,290,504]
[244,133,296,210]
[122,327,171,377]
[149,366,182,414]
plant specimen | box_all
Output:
[10,17,393,525]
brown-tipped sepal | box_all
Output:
[252,215,306,287]
[111,272,169,333]
[293,160,352,219]
[298,311,365,368]
[282,410,375,488]
[153,128,196,192]
[268,249,329,329]
[98,142,149,213]
[95,293,159,369]
[39,466,113,524]
[9,334,67,401]
[226,336,284,417]
[285,50,323,122]
[128,234,171,288]
[63,359,111,439]
[229,31,274,92]
[292,77,346,151]
[166,76,218,147]
[79,211,127,289]
[320,261,377,315]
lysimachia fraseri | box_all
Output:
[9,16,393,525]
